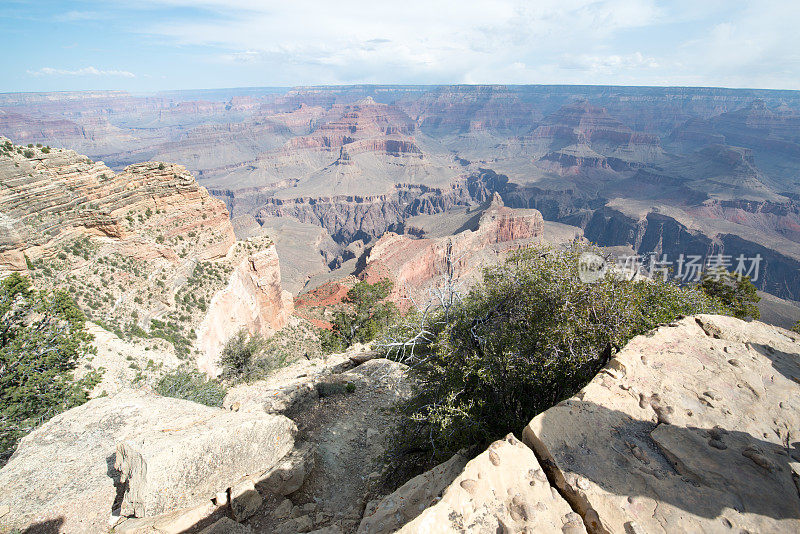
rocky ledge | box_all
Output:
[362,315,800,533]
[0,315,797,534]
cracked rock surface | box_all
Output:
[523,314,800,534]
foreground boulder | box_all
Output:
[523,315,800,533]
[0,390,296,533]
[362,436,584,534]
[358,451,470,534]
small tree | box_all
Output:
[324,279,398,351]
[698,268,760,320]
[393,244,724,459]
[0,274,101,464]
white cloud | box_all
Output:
[560,52,659,71]
[58,0,800,88]
[27,67,136,78]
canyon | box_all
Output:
[2,85,798,318]
[2,85,800,533]
[0,137,293,375]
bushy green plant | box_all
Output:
[220,329,265,380]
[323,279,398,351]
[698,267,760,320]
[220,325,308,383]
[154,368,226,407]
[0,274,101,464]
[394,244,723,459]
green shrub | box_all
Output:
[698,268,760,320]
[324,279,398,351]
[154,368,226,407]
[220,329,294,383]
[0,274,101,464]
[22,150,34,158]
[220,329,264,380]
[393,244,723,459]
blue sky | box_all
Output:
[1,1,798,93]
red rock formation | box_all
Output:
[0,138,295,376]
[357,194,544,308]
[286,97,417,151]
[0,138,235,269]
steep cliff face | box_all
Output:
[357,195,544,306]
[582,206,800,300]
[0,138,292,371]
[197,239,294,376]
[0,136,235,271]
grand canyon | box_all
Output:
[2,83,800,534]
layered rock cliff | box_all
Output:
[0,138,292,371]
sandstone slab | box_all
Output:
[114,394,295,518]
[0,390,296,533]
[394,435,584,534]
[357,450,470,534]
[523,315,800,533]
[230,480,263,522]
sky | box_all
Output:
[1,0,798,93]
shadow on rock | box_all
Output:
[528,401,800,524]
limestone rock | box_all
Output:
[523,315,800,533]
[113,502,217,534]
[197,239,294,376]
[200,517,253,534]
[357,451,469,534]
[230,480,263,522]
[0,390,293,533]
[274,498,294,519]
[113,393,295,518]
[260,441,316,496]
[394,435,584,534]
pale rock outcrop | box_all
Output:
[394,435,585,534]
[197,239,294,376]
[113,501,220,534]
[114,397,295,518]
[357,451,470,534]
[0,390,296,533]
[523,315,800,534]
